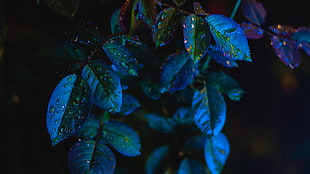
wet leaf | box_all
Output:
[144,114,176,133]
[178,158,208,174]
[191,85,226,138]
[66,22,102,45]
[183,14,211,63]
[77,114,100,139]
[43,0,80,17]
[208,45,238,68]
[206,14,252,62]
[118,93,141,116]
[207,71,244,101]
[111,9,122,35]
[134,0,156,28]
[102,42,138,76]
[152,8,180,48]
[68,139,116,174]
[193,2,207,15]
[172,0,187,7]
[204,132,230,174]
[240,22,264,39]
[145,145,170,174]
[292,27,310,43]
[82,60,122,113]
[241,0,267,26]
[102,120,141,157]
[46,74,91,146]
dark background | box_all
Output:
[2,0,310,173]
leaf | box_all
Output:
[193,2,207,15]
[178,158,208,174]
[172,107,195,127]
[68,139,116,174]
[172,0,187,7]
[208,45,238,68]
[207,71,244,101]
[102,42,138,76]
[134,0,156,28]
[183,14,211,63]
[46,74,91,146]
[102,120,141,157]
[82,60,122,112]
[145,145,170,174]
[184,135,206,154]
[292,27,310,43]
[43,0,80,18]
[206,14,252,62]
[241,0,267,26]
[240,22,264,39]
[77,114,100,139]
[66,22,102,45]
[140,77,162,100]
[152,8,180,48]
[144,114,176,134]
[300,42,310,56]
[118,93,141,116]
[191,85,226,138]
[204,132,230,174]
[110,9,122,35]
[160,51,196,93]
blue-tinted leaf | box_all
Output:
[204,132,230,174]
[111,9,122,35]
[172,107,195,126]
[178,158,208,174]
[140,77,162,100]
[102,120,141,157]
[43,0,80,17]
[134,0,156,28]
[144,114,176,134]
[206,14,251,61]
[172,0,187,7]
[191,85,226,138]
[241,0,267,26]
[300,42,310,56]
[193,2,207,15]
[118,93,141,116]
[77,114,100,139]
[208,45,238,68]
[152,8,180,48]
[240,22,264,39]
[183,14,211,63]
[184,135,206,154]
[47,74,91,146]
[68,139,116,174]
[207,71,244,101]
[102,42,138,76]
[160,51,195,93]
[145,145,170,174]
[82,60,122,113]
[292,27,310,43]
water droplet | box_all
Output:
[49,106,55,113]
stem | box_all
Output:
[230,0,242,19]
[156,1,192,15]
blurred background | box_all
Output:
[2,0,310,173]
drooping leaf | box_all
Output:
[207,71,244,101]
[68,139,116,174]
[172,0,187,7]
[193,2,207,15]
[134,0,156,28]
[102,120,141,157]
[152,8,180,48]
[102,42,138,76]
[208,45,238,68]
[183,14,211,63]
[204,132,230,174]
[292,27,310,43]
[178,158,208,174]
[66,22,102,45]
[145,145,170,174]
[111,9,122,35]
[77,114,100,139]
[240,22,264,39]
[46,74,91,146]
[206,14,252,62]
[43,0,80,18]
[160,51,196,93]
[241,0,267,26]
[82,60,122,112]
[118,93,141,116]
[191,85,226,138]
[144,114,176,134]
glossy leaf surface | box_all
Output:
[47,74,91,146]
[241,22,264,39]
[192,85,226,138]
[68,140,116,174]
[178,158,208,174]
[241,0,267,26]
[292,27,310,43]
[102,42,138,76]
[43,0,80,17]
[82,60,122,112]
[145,145,170,174]
[208,45,238,68]
[134,0,156,28]
[118,93,141,116]
[206,14,251,62]
[77,114,100,139]
[144,114,175,133]
[102,120,141,157]
[204,132,230,174]
[183,14,211,63]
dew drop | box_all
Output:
[49,106,55,113]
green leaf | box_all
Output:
[102,42,138,76]
[178,158,208,174]
[152,8,180,48]
[68,139,116,174]
[102,120,141,157]
[172,0,187,7]
[46,74,91,146]
[134,0,156,28]
[206,14,252,61]
[82,60,122,113]
[145,145,170,174]
[204,132,230,174]
[191,85,226,138]
[43,0,80,18]
[207,71,244,101]
[77,114,100,139]
[111,9,122,35]
[183,14,211,63]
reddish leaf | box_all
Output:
[240,22,264,39]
